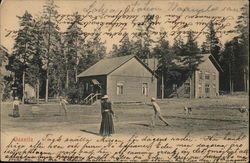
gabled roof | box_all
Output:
[77,55,157,78]
[147,54,223,72]
[207,54,223,72]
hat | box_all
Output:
[151,97,156,101]
[102,95,109,99]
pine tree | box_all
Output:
[26,18,46,103]
[172,36,185,56]
[109,44,119,57]
[64,12,85,89]
[220,4,249,93]
[110,34,135,57]
[234,4,249,92]
[201,21,221,61]
[79,29,106,71]
[0,46,8,108]
[0,46,7,84]
[182,31,202,98]
[134,14,156,62]
[41,0,61,102]
[153,39,179,98]
[220,40,237,93]
[117,34,134,57]
[182,31,202,71]
[10,11,35,103]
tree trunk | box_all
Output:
[243,68,247,92]
[22,71,25,104]
[189,77,192,99]
[45,9,51,103]
[57,78,60,98]
[231,80,234,94]
[66,70,69,89]
[0,89,2,110]
[75,68,78,83]
[36,79,40,104]
[229,63,233,94]
[161,72,164,99]
[246,69,249,93]
[45,70,49,103]
[0,83,4,110]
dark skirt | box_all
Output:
[13,105,20,117]
[99,112,114,136]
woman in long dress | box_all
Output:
[13,97,20,117]
[99,95,114,136]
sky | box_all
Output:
[0,0,248,53]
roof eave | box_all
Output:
[209,55,224,72]
[134,56,159,78]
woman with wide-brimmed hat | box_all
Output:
[99,95,115,136]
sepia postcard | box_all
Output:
[0,0,249,162]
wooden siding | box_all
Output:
[107,75,157,102]
[196,58,219,98]
[107,58,157,102]
[177,58,219,98]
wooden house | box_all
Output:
[77,55,157,104]
[148,54,223,98]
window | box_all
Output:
[205,72,210,80]
[205,84,210,93]
[198,84,202,95]
[213,84,216,94]
[117,83,124,95]
[86,83,89,91]
[142,83,148,96]
[184,83,190,94]
[199,71,203,80]
[212,72,216,80]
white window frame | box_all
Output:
[142,83,148,96]
[212,72,216,80]
[205,72,210,80]
[199,71,203,80]
[86,83,89,91]
[117,82,124,95]
[205,84,210,93]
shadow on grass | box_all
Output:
[129,123,151,127]
[80,129,100,136]
[8,114,20,118]
[53,114,62,116]
[165,115,248,122]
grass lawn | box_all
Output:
[1,94,249,136]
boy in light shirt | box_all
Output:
[59,96,68,116]
[151,97,169,127]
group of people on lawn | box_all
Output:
[12,95,169,137]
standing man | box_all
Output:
[59,96,68,116]
[151,97,169,127]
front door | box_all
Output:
[91,79,104,96]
